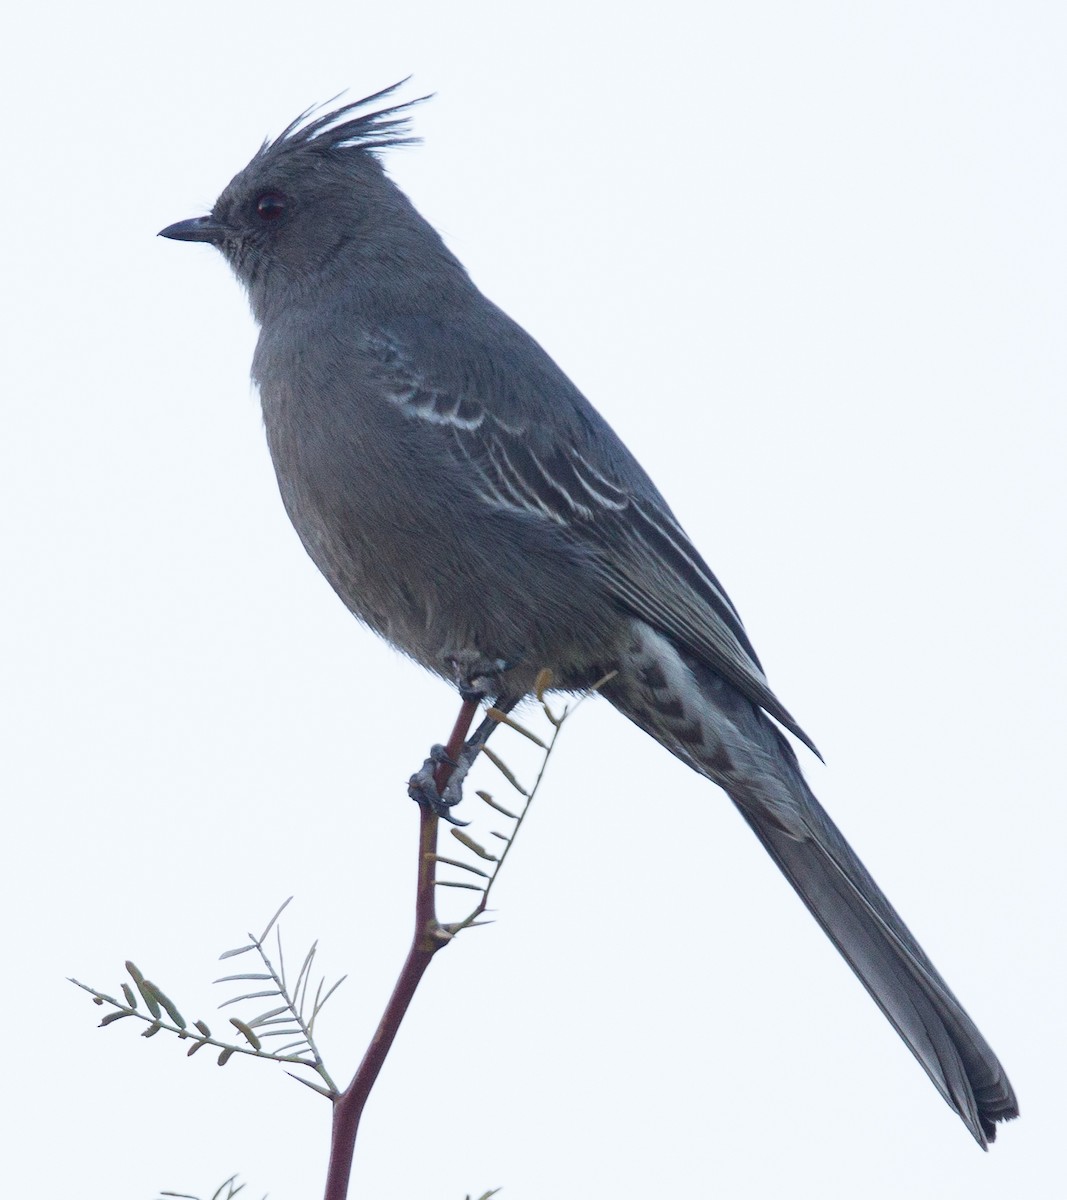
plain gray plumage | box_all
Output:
[160,82,1017,1145]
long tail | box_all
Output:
[733,769,1017,1145]
[604,624,1018,1145]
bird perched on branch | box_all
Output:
[160,81,1017,1146]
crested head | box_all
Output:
[161,80,468,322]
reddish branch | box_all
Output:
[322,697,481,1200]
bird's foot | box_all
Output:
[407,741,481,826]
[446,653,520,703]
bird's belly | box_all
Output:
[273,460,616,692]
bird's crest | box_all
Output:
[256,79,429,166]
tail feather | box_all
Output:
[603,624,1018,1144]
[737,784,1017,1144]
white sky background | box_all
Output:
[3,2,1064,1197]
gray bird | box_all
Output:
[160,82,1017,1146]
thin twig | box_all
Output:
[321,697,480,1200]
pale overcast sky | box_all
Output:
[4,3,1064,1198]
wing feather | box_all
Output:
[367,329,818,754]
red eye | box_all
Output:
[256,193,287,220]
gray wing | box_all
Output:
[366,324,819,756]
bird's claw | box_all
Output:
[408,743,474,826]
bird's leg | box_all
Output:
[407,687,520,825]
[407,697,480,826]
[438,696,521,810]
